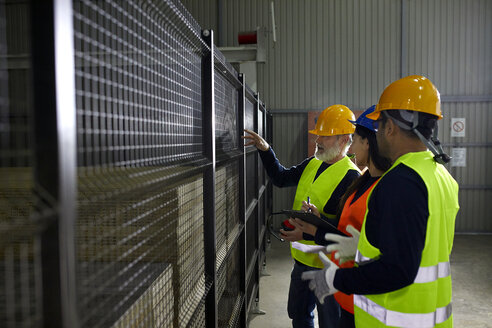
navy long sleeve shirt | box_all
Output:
[258,147,360,227]
[333,163,429,294]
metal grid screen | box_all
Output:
[73,0,204,168]
[72,1,207,327]
[214,69,238,156]
[0,2,42,327]
[257,108,265,190]
[245,98,256,209]
[215,161,240,270]
[0,1,271,327]
[217,241,242,328]
[215,162,241,326]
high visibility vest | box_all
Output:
[354,151,459,328]
[333,180,378,314]
[290,156,360,268]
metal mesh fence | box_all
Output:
[217,241,242,328]
[244,98,254,132]
[214,70,238,156]
[246,153,256,209]
[73,1,207,327]
[246,207,257,273]
[0,0,270,327]
[215,161,240,270]
[73,0,206,169]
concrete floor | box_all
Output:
[249,234,492,328]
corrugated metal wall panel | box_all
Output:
[405,0,492,232]
[406,0,492,95]
[259,0,401,110]
[271,113,307,224]
[441,102,492,232]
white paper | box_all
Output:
[451,148,466,167]
[291,242,326,254]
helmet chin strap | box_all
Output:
[385,111,451,165]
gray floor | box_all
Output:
[249,234,492,328]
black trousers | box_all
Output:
[338,308,355,328]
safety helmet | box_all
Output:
[366,75,442,120]
[309,104,356,136]
[368,75,450,164]
[349,105,378,132]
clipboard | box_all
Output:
[281,210,346,236]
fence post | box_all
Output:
[30,0,78,327]
[201,29,218,328]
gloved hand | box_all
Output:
[325,225,360,264]
[301,252,338,304]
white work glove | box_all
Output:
[301,252,338,304]
[325,225,360,264]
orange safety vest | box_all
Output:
[331,179,378,314]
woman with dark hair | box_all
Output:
[289,105,391,328]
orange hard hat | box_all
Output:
[309,104,356,136]
[367,75,443,120]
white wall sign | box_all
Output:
[451,118,466,137]
[451,148,466,167]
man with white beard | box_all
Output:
[243,104,360,328]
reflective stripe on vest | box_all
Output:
[290,156,360,268]
[354,295,452,328]
[356,251,451,284]
[414,262,451,283]
[354,249,369,263]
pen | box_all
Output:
[307,197,312,212]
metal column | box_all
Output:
[30,0,78,327]
[201,29,218,328]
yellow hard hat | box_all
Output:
[309,104,356,136]
[367,75,443,120]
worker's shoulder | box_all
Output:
[299,155,317,167]
[378,163,427,194]
[344,168,361,180]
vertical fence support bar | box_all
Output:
[260,103,267,272]
[237,74,247,327]
[266,112,274,235]
[202,29,218,328]
[253,93,261,308]
[30,0,78,327]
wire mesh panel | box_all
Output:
[244,98,254,132]
[73,0,206,168]
[214,70,239,157]
[245,152,257,210]
[0,2,43,327]
[215,161,241,271]
[217,241,242,328]
[258,192,266,236]
[257,106,263,139]
[245,207,257,274]
[257,108,265,189]
[245,253,258,314]
[72,0,208,327]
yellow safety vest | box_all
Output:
[354,151,459,327]
[290,156,359,268]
